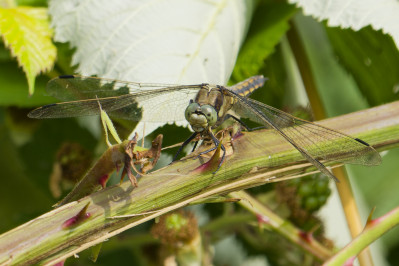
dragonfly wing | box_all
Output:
[29,76,201,122]
[45,75,186,100]
[45,75,130,100]
[28,94,143,119]
[228,90,381,170]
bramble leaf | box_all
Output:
[0,6,56,94]
[232,2,297,82]
[49,0,254,137]
[289,0,399,49]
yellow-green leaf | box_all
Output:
[0,6,56,95]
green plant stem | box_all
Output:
[286,21,374,266]
[202,213,254,231]
[230,191,333,260]
[0,101,398,265]
[286,21,326,120]
[324,206,399,265]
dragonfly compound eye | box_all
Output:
[185,102,200,121]
[200,105,217,126]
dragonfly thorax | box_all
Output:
[185,101,217,132]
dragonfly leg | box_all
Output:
[196,146,217,156]
[191,140,199,152]
[224,114,266,131]
[210,131,226,173]
[173,132,199,162]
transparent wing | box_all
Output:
[28,76,202,122]
[227,89,381,178]
[44,75,190,101]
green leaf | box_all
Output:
[293,15,371,116]
[48,0,254,138]
[288,0,399,49]
[231,1,297,82]
[0,6,56,95]
[325,26,399,106]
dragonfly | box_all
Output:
[28,75,381,181]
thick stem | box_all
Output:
[0,101,398,265]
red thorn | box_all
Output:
[365,206,377,228]
[366,206,397,229]
[62,213,91,229]
[256,214,270,224]
[298,230,313,243]
[343,256,356,266]
[99,174,109,189]
[62,202,91,229]
[194,142,222,173]
[52,261,65,266]
[194,158,220,173]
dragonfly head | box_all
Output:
[185,102,217,132]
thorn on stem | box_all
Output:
[365,206,377,228]
[62,202,91,229]
[256,214,270,225]
[343,256,356,266]
[194,142,222,173]
[298,230,313,243]
[99,174,109,189]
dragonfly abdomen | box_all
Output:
[228,75,267,97]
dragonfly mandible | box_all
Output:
[28,75,382,181]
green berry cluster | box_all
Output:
[291,174,331,212]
